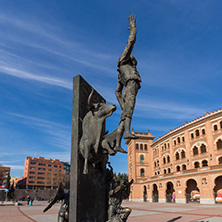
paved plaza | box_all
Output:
[1,201,222,222]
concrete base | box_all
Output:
[200,198,215,204]
[158,198,166,203]
[175,198,186,204]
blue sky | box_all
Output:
[1,0,222,177]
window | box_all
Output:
[37,177,45,180]
[202,129,205,135]
[144,144,148,150]
[140,169,145,177]
[155,172,157,175]
[176,152,179,160]
[164,144,166,149]
[174,140,176,145]
[39,163,46,166]
[168,168,171,173]
[214,125,218,131]
[154,162,156,168]
[182,137,185,142]
[191,133,194,139]
[38,168,46,171]
[200,144,206,154]
[30,171,35,174]
[30,167,36,170]
[48,164,52,167]
[195,130,199,137]
[136,144,139,150]
[217,139,222,150]
[29,181,34,184]
[167,156,170,163]
[164,169,166,174]
[177,137,180,144]
[202,160,208,167]
[48,169,52,171]
[140,144,143,150]
[30,162,36,165]
[194,162,200,168]
[37,181,44,184]
[163,157,166,164]
[140,155,144,163]
[193,146,198,155]
[38,172,45,175]
[219,157,222,164]
[182,164,186,171]
[157,160,159,166]
[29,176,35,179]
[220,121,222,129]
[176,166,180,172]
[181,150,186,159]
[168,143,170,148]
[54,165,58,168]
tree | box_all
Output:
[113,172,128,184]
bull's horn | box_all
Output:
[88,89,94,108]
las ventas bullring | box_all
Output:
[127,110,222,204]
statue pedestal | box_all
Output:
[69,75,108,222]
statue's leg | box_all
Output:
[121,81,139,139]
[113,121,127,153]
[101,140,116,155]
[119,207,132,221]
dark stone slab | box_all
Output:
[69,75,108,222]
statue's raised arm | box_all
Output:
[118,14,137,64]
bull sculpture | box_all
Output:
[79,89,117,174]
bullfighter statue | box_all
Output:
[115,14,141,139]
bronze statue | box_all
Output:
[43,182,69,222]
[116,14,141,139]
[79,89,117,174]
[107,179,134,222]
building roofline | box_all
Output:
[151,108,222,147]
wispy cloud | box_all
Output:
[7,113,71,150]
[135,97,206,120]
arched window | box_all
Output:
[157,160,159,166]
[154,161,156,168]
[220,121,222,129]
[140,144,143,150]
[164,169,166,174]
[140,168,145,177]
[177,137,180,144]
[193,146,198,155]
[140,155,144,163]
[136,144,139,150]
[191,133,194,139]
[167,156,170,163]
[175,152,179,160]
[195,129,199,137]
[144,144,148,150]
[168,168,171,173]
[217,139,222,150]
[219,157,222,164]
[155,172,157,175]
[182,164,186,171]
[202,160,208,167]
[214,125,218,131]
[194,162,200,168]
[164,144,166,149]
[202,129,205,135]
[200,144,206,154]
[182,137,185,142]
[176,166,180,172]
[163,157,166,164]
[174,140,176,145]
[181,150,186,159]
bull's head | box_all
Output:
[88,89,116,118]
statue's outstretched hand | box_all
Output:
[128,14,136,28]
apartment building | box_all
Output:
[24,156,70,189]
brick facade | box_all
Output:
[127,109,222,204]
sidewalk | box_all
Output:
[1,200,222,222]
